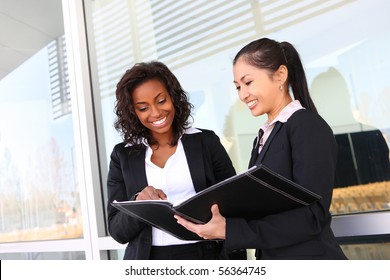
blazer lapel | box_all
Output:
[248,129,264,168]
[181,134,207,192]
[256,121,283,165]
[127,146,148,192]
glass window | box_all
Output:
[308,36,390,215]
[341,243,390,260]
[0,8,83,242]
[0,251,85,260]
[86,0,390,221]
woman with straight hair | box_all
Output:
[175,38,347,260]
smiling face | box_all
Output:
[233,57,288,122]
[132,79,175,140]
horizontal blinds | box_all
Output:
[48,35,70,120]
[149,0,255,68]
[92,0,135,99]
[90,0,354,98]
[259,0,355,32]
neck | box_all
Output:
[267,94,292,123]
[151,131,175,148]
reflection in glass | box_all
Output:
[84,2,390,262]
[0,38,83,242]
[309,38,390,215]
[87,0,390,220]
[0,251,85,260]
[341,243,390,260]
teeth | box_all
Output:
[153,117,166,125]
[247,100,257,107]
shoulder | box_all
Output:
[110,142,146,158]
[111,142,126,153]
[182,128,222,150]
[288,108,322,121]
[286,109,335,143]
[195,128,217,137]
[288,109,332,131]
[184,127,218,139]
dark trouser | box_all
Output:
[149,241,223,260]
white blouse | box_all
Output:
[145,128,200,246]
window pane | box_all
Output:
[0,38,83,242]
[341,243,390,260]
[0,251,85,260]
[86,0,390,226]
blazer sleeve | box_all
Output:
[106,144,146,244]
[225,110,337,251]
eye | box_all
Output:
[157,98,166,104]
[137,106,148,112]
[235,85,241,91]
[245,81,252,86]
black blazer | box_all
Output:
[106,128,236,259]
[225,109,347,259]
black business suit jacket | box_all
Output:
[225,109,347,259]
[107,128,236,259]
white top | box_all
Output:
[145,127,200,246]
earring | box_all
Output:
[279,85,283,91]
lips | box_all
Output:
[151,116,167,127]
[246,99,258,109]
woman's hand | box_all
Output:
[136,186,167,200]
[174,204,226,240]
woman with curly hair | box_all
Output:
[106,61,244,260]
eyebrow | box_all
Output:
[233,74,250,84]
[134,92,165,105]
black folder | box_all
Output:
[111,164,322,240]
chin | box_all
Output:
[250,110,261,117]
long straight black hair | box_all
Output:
[233,37,318,113]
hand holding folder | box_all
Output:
[111,164,321,240]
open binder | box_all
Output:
[111,164,322,240]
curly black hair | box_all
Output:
[114,61,193,147]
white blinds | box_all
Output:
[90,0,354,98]
[48,35,70,120]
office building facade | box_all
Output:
[0,0,389,259]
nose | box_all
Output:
[238,88,250,101]
[150,105,161,117]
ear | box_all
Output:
[276,65,288,84]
